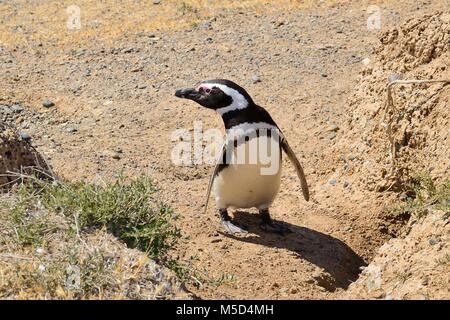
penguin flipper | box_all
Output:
[279,132,310,201]
[203,142,227,214]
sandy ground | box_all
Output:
[1,0,448,299]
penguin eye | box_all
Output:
[205,88,211,94]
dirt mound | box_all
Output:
[330,12,449,192]
[345,209,449,299]
[337,13,450,300]
[0,122,51,187]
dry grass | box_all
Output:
[0,175,190,299]
[0,0,369,48]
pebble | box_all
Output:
[121,48,134,54]
[19,132,31,141]
[251,75,261,83]
[327,124,339,132]
[428,236,440,246]
[66,127,77,133]
[279,287,289,294]
[343,181,349,188]
[329,178,337,186]
[152,0,161,4]
[42,100,55,108]
[388,72,402,82]
[10,104,24,113]
[198,21,212,30]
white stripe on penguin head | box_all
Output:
[198,83,249,115]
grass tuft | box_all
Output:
[379,172,449,236]
[12,176,181,259]
[399,172,449,218]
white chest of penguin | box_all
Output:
[213,131,282,210]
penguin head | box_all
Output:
[175,79,254,113]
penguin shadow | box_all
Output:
[220,211,367,291]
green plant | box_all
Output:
[9,175,181,267]
[384,172,449,220]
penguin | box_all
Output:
[175,79,309,234]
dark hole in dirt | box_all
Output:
[221,211,367,291]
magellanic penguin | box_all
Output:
[175,79,309,234]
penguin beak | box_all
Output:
[174,88,201,101]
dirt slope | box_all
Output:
[329,12,450,193]
[345,209,449,300]
[0,1,448,299]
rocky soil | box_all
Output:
[346,209,449,300]
[328,12,450,193]
[0,0,449,299]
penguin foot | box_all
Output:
[221,220,248,234]
[260,221,292,235]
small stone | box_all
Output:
[137,84,147,89]
[428,236,440,246]
[19,132,31,141]
[211,238,222,243]
[388,72,402,82]
[152,0,161,4]
[42,100,55,108]
[279,287,289,294]
[251,75,261,83]
[66,127,77,133]
[205,37,213,43]
[112,152,122,160]
[10,104,24,113]
[329,178,337,186]
[343,181,349,188]
[327,124,339,132]
[321,73,328,78]
[198,21,212,30]
[121,48,134,54]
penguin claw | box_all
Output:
[260,222,292,235]
[221,220,248,234]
